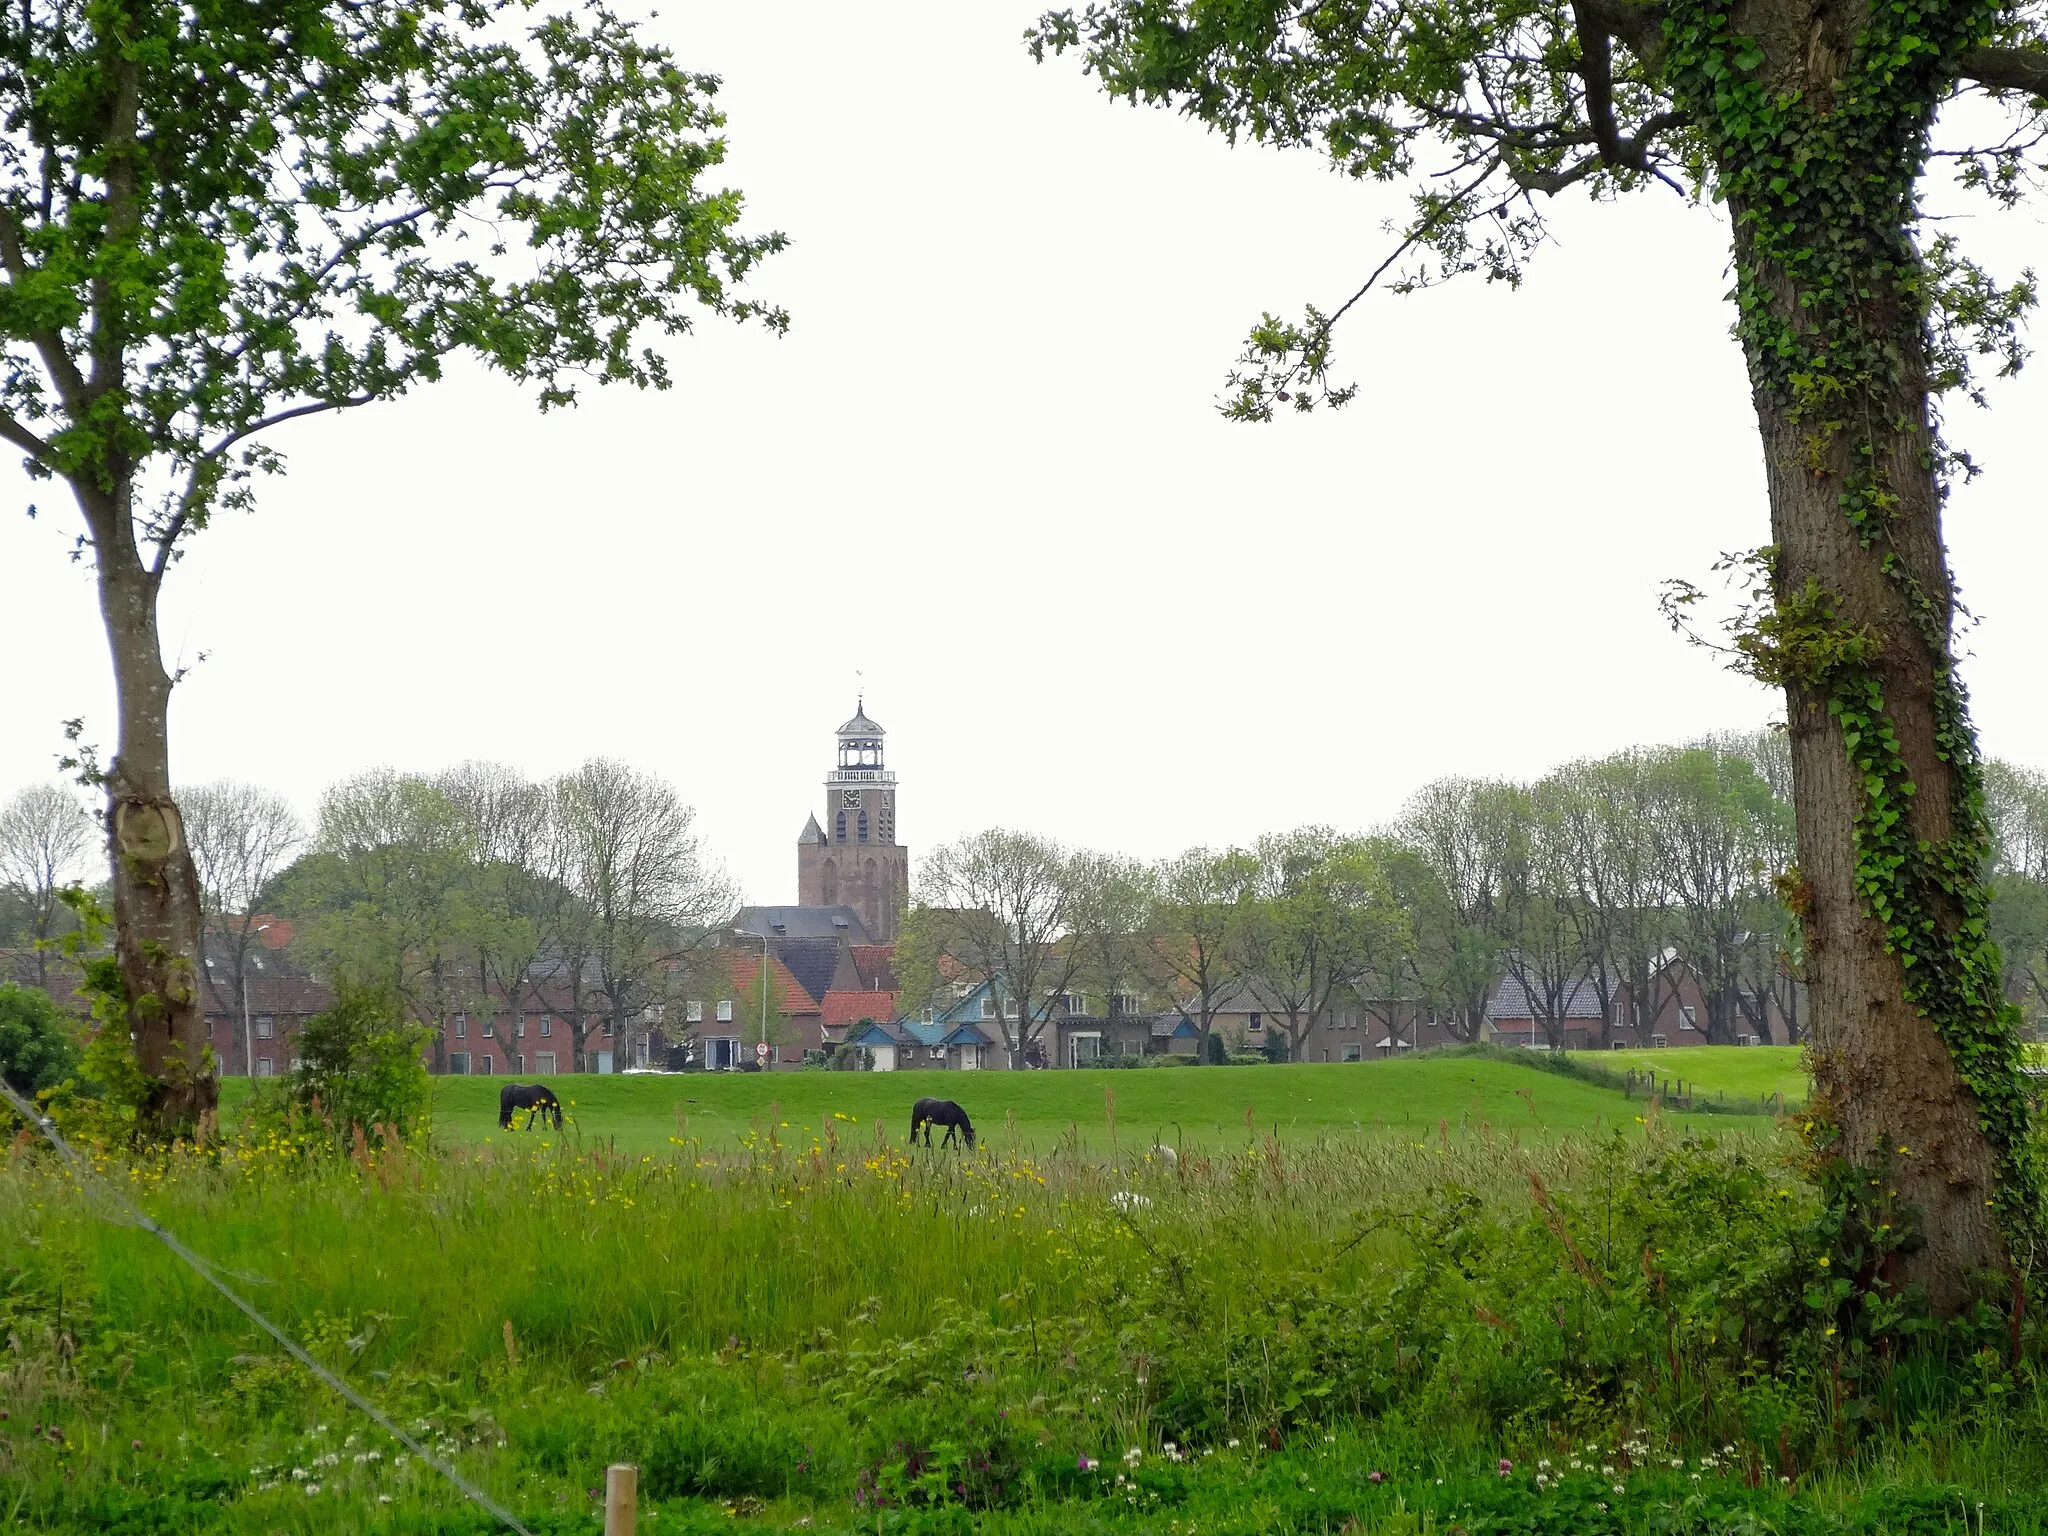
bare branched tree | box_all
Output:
[910,829,1088,1069]
[180,780,305,1074]
[0,783,97,989]
[554,760,734,1072]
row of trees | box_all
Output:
[0,762,732,1074]
[6,729,2048,1076]
[901,732,2048,1069]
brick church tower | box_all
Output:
[796,701,910,942]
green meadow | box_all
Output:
[216,1048,1801,1156]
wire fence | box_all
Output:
[0,1076,532,1536]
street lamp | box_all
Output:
[240,921,272,1077]
[731,926,773,1071]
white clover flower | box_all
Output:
[290,1468,307,1481]
[305,1482,321,1496]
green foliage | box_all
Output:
[261,985,432,1145]
[0,983,79,1095]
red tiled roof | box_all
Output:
[724,954,823,1016]
[821,989,900,1027]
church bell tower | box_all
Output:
[797,700,910,941]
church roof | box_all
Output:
[799,812,827,845]
[731,906,876,944]
[838,700,884,737]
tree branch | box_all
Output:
[148,391,379,580]
[0,407,54,465]
[1960,46,2048,96]
[0,206,88,410]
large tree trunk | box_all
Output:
[1743,207,2012,1311]
[92,502,215,1138]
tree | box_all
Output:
[0,783,96,988]
[1537,756,1669,1048]
[1,2,783,1137]
[1397,779,1525,1040]
[1646,746,1793,1044]
[1032,0,2048,1301]
[1146,846,1255,1059]
[180,779,304,1074]
[437,761,559,1057]
[286,769,490,1070]
[908,829,1089,1069]
[1067,852,1157,1018]
[553,759,732,1074]
[1231,829,1403,1061]
[1986,761,2048,1030]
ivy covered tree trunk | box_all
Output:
[1677,0,2040,1308]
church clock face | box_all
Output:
[841,788,862,809]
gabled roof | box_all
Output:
[1487,974,1606,1021]
[821,989,900,1027]
[1150,1015,1199,1039]
[719,953,822,1017]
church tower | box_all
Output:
[797,700,910,942]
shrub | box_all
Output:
[0,983,80,1095]
[258,984,431,1144]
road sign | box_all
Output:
[755,1040,770,1063]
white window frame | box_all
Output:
[686,1000,704,1023]
[535,1051,556,1075]
[717,999,735,1023]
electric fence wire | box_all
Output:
[0,1075,534,1536]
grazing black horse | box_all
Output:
[909,1097,975,1149]
[499,1083,563,1131]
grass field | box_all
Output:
[10,1073,2044,1536]
[1557,1044,1808,1107]
[216,1051,1792,1155]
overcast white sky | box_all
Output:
[3,3,2045,904]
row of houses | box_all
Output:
[50,903,1792,1079]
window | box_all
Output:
[980,996,995,1019]
[1248,1012,1263,1032]
[835,811,847,842]
[921,1006,935,1024]
[717,999,734,1023]
[535,1052,556,1074]
[1680,1006,1698,1029]
[482,1017,495,1037]
[448,1052,470,1074]
[512,1054,525,1074]
[601,1020,612,1036]
[1003,998,1019,1019]
[686,1000,704,1023]
[857,810,869,842]
[254,1015,274,1040]
[538,1015,551,1037]
[453,1013,467,1039]
[516,1016,528,1038]
[255,1057,274,1077]
[1342,1043,1362,1062]
[477,1055,493,1074]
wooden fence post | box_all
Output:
[605,1463,638,1536]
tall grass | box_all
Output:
[6,1116,2048,1533]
